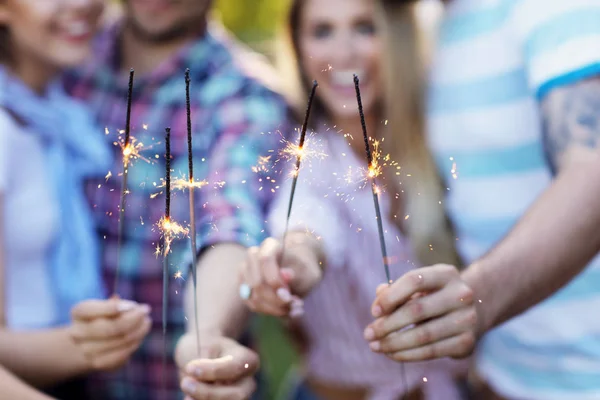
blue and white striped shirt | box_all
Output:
[427,0,600,398]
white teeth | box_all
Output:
[331,69,364,86]
[67,21,90,36]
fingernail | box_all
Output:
[117,300,137,312]
[140,304,151,314]
[370,341,381,351]
[372,305,382,318]
[291,298,304,308]
[181,377,197,393]
[290,308,304,318]
[277,288,292,303]
[281,268,295,281]
[185,363,202,378]
[364,327,375,341]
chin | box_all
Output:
[53,52,90,69]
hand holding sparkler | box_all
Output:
[364,265,479,362]
[175,334,259,400]
[239,235,323,318]
[69,298,151,371]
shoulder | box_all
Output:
[197,25,290,122]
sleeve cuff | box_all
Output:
[536,62,600,99]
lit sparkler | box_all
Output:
[184,68,201,355]
[281,80,318,254]
[353,74,391,284]
[114,69,134,295]
[354,73,407,398]
[159,127,188,393]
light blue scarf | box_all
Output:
[0,67,111,325]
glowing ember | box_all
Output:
[157,216,189,255]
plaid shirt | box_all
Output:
[64,22,290,400]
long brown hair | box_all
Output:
[280,0,460,267]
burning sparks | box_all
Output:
[117,136,153,167]
[449,157,458,179]
[157,216,189,254]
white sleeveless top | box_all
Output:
[0,109,59,329]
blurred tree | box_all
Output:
[214,0,290,49]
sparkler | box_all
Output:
[162,127,171,393]
[281,80,318,254]
[185,69,201,355]
[114,69,135,295]
[354,74,408,397]
[353,74,391,284]
[158,128,189,392]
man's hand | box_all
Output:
[363,265,479,361]
[240,235,322,318]
[69,298,151,371]
[175,333,260,400]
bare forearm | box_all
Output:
[464,76,600,334]
[0,328,89,387]
[186,243,250,339]
[0,364,55,400]
[463,160,600,332]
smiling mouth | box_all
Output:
[331,69,366,87]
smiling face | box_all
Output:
[296,0,382,120]
[0,0,104,69]
[123,0,212,43]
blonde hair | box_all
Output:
[280,0,460,267]
[377,0,460,266]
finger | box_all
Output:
[185,344,259,382]
[246,293,289,317]
[88,338,142,371]
[385,332,476,362]
[366,280,472,340]
[259,237,283,287]
[369,307,477,353]
[80,316,151,356]
[376,283,387,296]
[372,264,459,317]
[71,299,140,320]
[181,376,256,400]
[243,247,262,289]
[256,282,292,309]
[71,306,151,340]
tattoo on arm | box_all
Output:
[541,77,600,173]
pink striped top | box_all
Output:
[268,128,466,400]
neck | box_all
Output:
[8,54,57,94]
[119,19,207,77]
[332,113,379,155]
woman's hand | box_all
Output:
[364,265,480,362]
[68,298,152,371]
[240,234,324,318]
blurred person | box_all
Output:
[365,0,600,399]
[236,0,469,399]
[0,0,151,399]
[64,0,290,399]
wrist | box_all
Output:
[63,326,94,374]
[461,262,494,337]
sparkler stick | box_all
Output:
[114,69,135,295]
[353,74,391,284]
[185,69,201,355]
[281,80,318,255]
[162,127,171,393]
[354,74,407,397]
